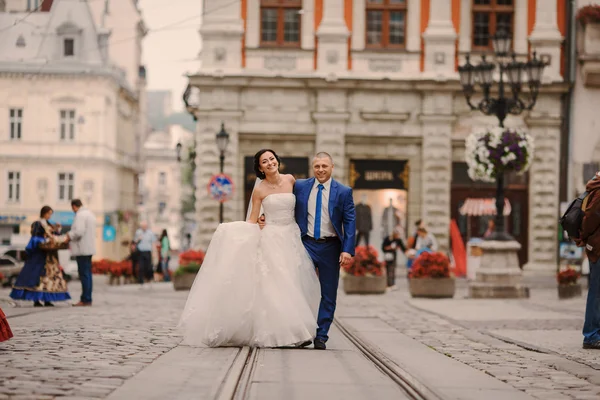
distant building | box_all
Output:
[139,125,193,250]
[188,0,567,275]
[0,0,146,260]
[147,90,173,128]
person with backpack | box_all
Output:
[574,172,600,349]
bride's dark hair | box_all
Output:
[253,149,281,179]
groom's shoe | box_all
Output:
[297,340,312,348]
[314,339,326,350]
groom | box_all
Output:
[292,152,356,350]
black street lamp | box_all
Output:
[216,122,230,223]
[181,84,200,248]
[457,29,547,241]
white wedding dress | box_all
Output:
[178,193,321,348]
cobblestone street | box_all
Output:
[1,275,600,399]
[0,278,185,399]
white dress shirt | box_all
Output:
[307,178,337,238]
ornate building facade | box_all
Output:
[188,0,568,274]
[0,0,147,260]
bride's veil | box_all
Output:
[245,178,264,221]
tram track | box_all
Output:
[218,319,441,400]
[334,318,442,400]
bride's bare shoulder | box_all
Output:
[284,174,296,184]
[254,182,269,199]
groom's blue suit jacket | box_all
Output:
[294,177,356,256]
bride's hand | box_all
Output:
[258,215,266,230]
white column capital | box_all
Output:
[316,0,349,73]
[529,0,563,42]
[422,0,457,76]
[316,0,349,39]
[528,0,563,81]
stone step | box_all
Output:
[469,282,530,299]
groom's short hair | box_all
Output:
[314,152,333,164]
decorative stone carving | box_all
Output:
[264,56,297,71]
[326,50,339,65]
[214,47,227,62]
[526,121,560,273]
[579,23,600,86]
[420,120,452,251]
[368,58,402,72]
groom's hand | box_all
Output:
[258,215,266,230]
[339,252,352,266]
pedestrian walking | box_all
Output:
[382,226,406,288]
[127,240,140,281]
[10,206,71,306]
[133,222,157,286]
[67,199,96,307]
[159,229,171,282]
[575,172,600,349]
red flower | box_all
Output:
[342,245,385,277]
[576,5,600,24]
[179,250,205,267]
[557,268,579,285]
[409,252,451,279]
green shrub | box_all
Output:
[174,262,201,276]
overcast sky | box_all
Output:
[139,0,202,112]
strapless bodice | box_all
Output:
[262,193,295,226]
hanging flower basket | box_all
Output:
[576,5,600,25]
[465,127,534,183]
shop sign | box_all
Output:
[349,159,409,190]
[0,215,27,224]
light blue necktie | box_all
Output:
[314,184,324,239]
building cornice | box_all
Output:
[0,63,138,100]
[188,73,570,94]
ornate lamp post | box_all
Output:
[180,85,200,249]
[215,122,230,223]
[457,29,547,241]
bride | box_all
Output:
[178,149,321,348]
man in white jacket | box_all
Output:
[67,199,96,306]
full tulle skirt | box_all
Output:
[178,221,320,348]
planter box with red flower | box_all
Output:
[577,5,600,86]
[342,246,386,294]
[408,252,455,299]
[173,250,205,291]
[92,259,135,285]
[557,268,582,300]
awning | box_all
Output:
[459,198,511,217]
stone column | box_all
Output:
[525,115,562,275]
[419,93,454,251]
[528,0,563,82]
[312,90,349,184]
[422,0,457,77]
[316,0,349,74]
[192,109,243,251]
[199,0,244,73]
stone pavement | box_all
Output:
[0,277,186,399]
[336,274,600,400]
[0,273,599,399]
